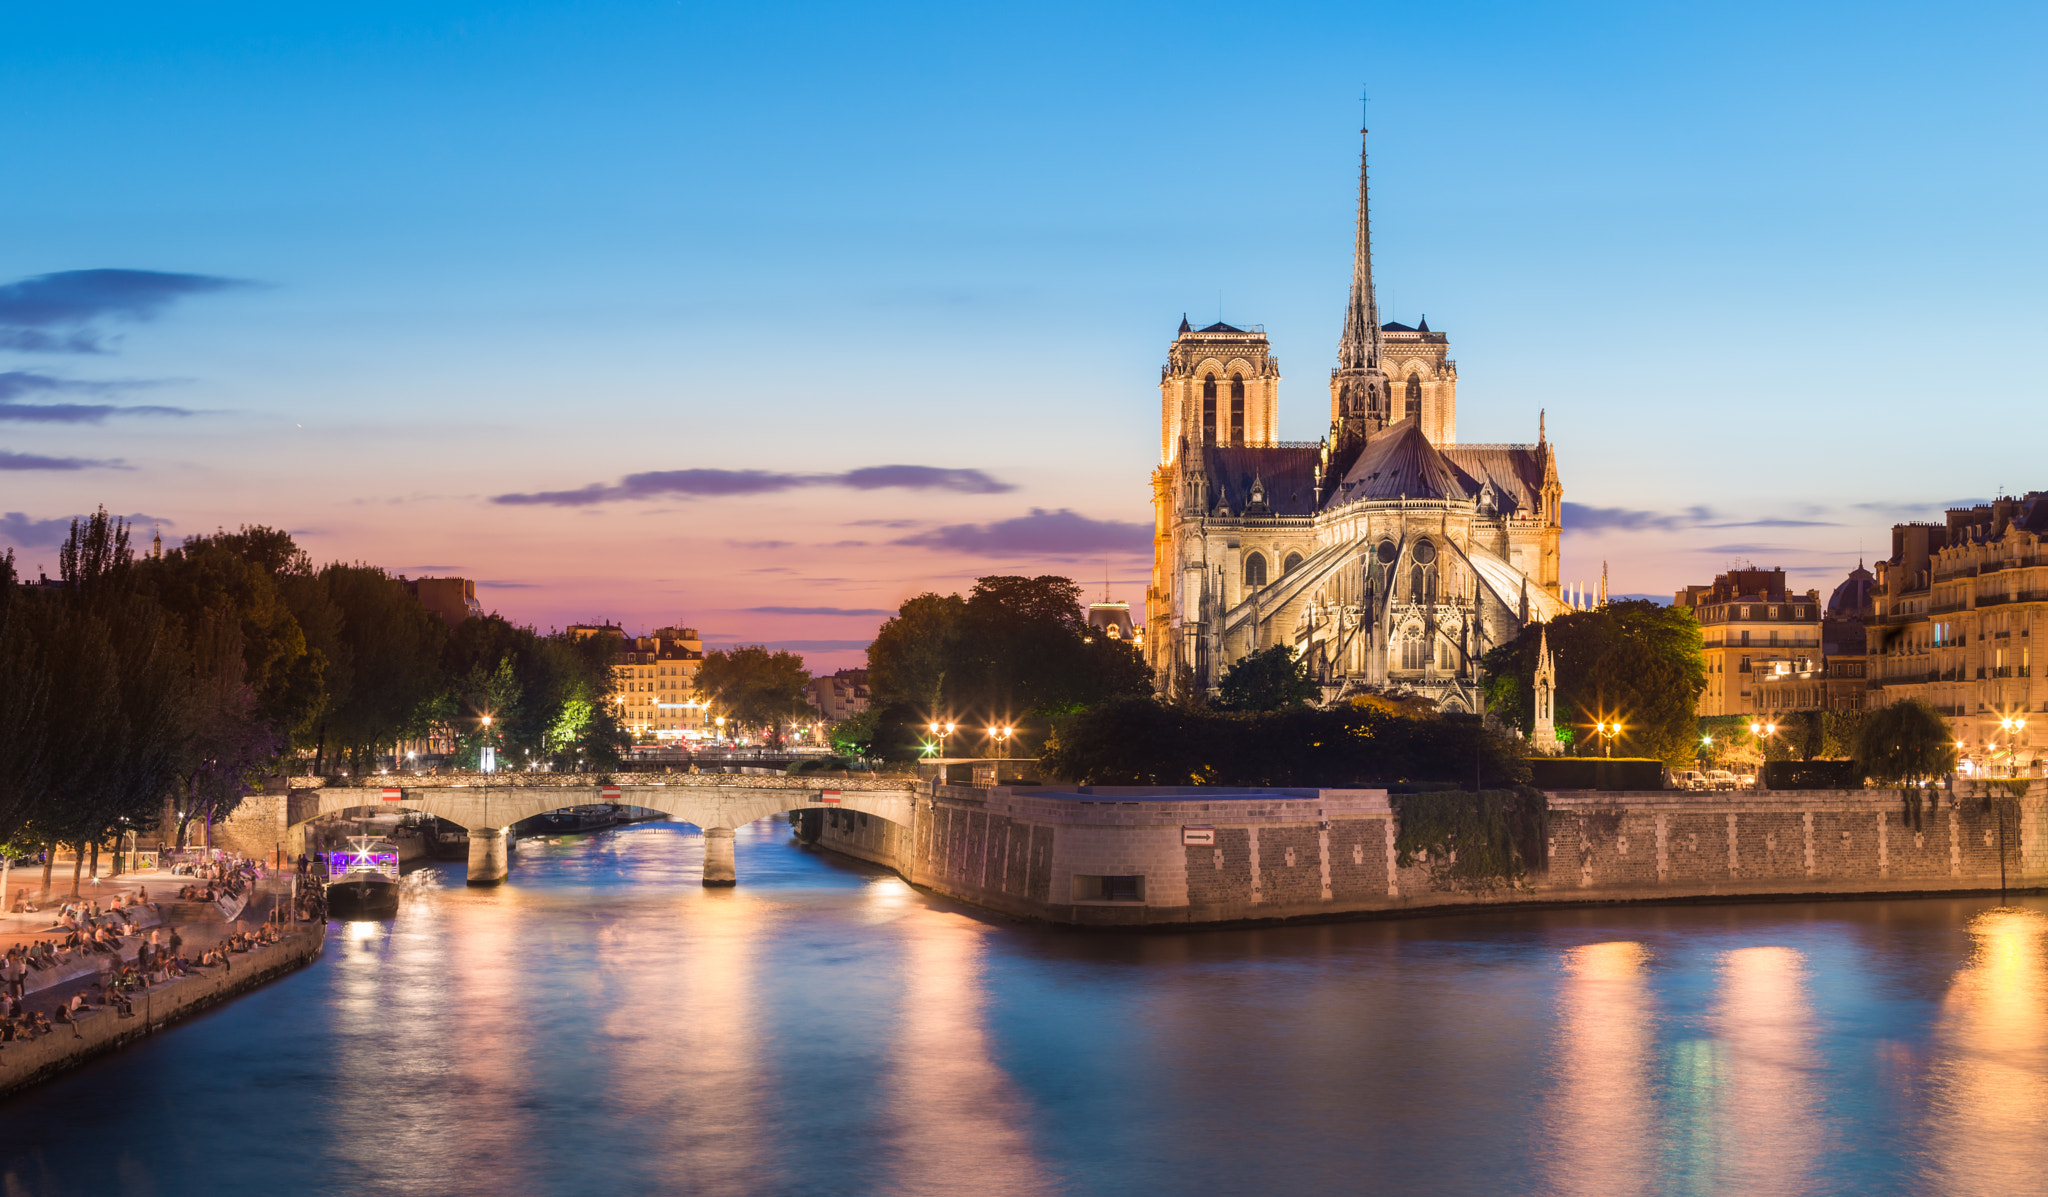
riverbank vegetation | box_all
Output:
[0,509,628,863]
[1041,697,1529,789]
[850,575,1152,760]
[1481,600,1706,765]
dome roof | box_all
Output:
[1828,560,1875,617]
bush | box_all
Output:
[1761,759,1863,789]
[1391,786,1549,888]
[1041,698,1529,789]
[1525,757,1666,791]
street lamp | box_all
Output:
[715,715,726,745]
[927,721,958,757]
[1998,715,2029,777]
[1593,720,1622,759]
[988,724,1014,758]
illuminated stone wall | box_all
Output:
[811,781,2048,927]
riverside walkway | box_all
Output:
[290,773,920,885]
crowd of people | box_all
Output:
[0,849,315,1048]
[171,853,264,903]
[1,913,297,1043]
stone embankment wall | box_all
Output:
[0,926,324,1102]
[810,781,2048,927]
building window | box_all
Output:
[1282,552,1303,576]
[1741,630,1751,647]
[1405,371,1422,421]
[1740,655,1751,673]
[1202,374,1217,442]
[1244,552,1267,588]
[1400,628,1427,671]
[1230,374,1246,443]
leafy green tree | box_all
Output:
[867,576,1151,757]
[1482,601,1705,764]
[1214,646,1318,712]
[1855,699,1956,786]
[867,592,966,713]
[316,564,449,772]
[828,706,881,759]
[697,645,812,745]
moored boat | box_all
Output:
[325,836,401,918]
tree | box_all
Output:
[697,646,812,745]
[1214,646,1318,712]
[867,592,966,713]
[1482,601,1705,764]
[1855,699,1956,787]
[316,564,449,772]
[868,576,1151,756]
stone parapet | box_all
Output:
[810,782,2048,928]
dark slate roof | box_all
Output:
[1203,445,1322,516]
[1379,320,1416,332]
[1331,420,1469,503]
[1197,321,1244,334]
[1440,444,1544,518]
[1828,562,1875,618]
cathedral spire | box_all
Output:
[1337,125,1382,374]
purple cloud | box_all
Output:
[492,464,1013,506]
[893,507,1150,557]
[0,511,170,547]
[0,373,194,423]
[0,451,122,471]
[1562,502,1716,533]
[744,606,892,617]
[0,269,250,353]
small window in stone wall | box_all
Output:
[1073,874,1144,902]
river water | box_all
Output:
[2,819,2044,1196]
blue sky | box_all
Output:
[3,1,2042,666]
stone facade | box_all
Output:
[812,781,2048,927]
[1676,568,1824,717]
[1146,126,1565,710]
[1867,493,2048,772]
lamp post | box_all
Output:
[480,713,494,827]
[927,721,957,759]
[1593,720,1621,759]
[988,724,1014,759]
[1750,720,1778,786]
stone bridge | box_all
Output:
[289,774,919,887]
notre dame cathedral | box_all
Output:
[1145,122,1569,713]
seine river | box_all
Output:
[3,820,2044,1196]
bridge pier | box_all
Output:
[702,827,736,887]
[467,827,509,886]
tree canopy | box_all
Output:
[1214,646,1318,712]
[697,645,813,745]
[1481,600,1705,764]
[864,575,1152,759]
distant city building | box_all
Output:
[1085,600,1140,647]
[1676,568,1823,717]
[1147,120,1567,712]
[1752,563,1872,717]
[403,576,483,629]
[1865,493,2048,772]
[807,668,870,723]
[572,622,708,742]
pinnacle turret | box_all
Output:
[1337,126,1382,375]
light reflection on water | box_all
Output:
[0,822,2043,1196]
[1923,907,2048,1197]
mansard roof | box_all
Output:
[1197,321,1245,334]
[1332,419,1468,503]
[1379,320,1416,332]
[1202,444,1321,517]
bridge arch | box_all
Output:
[286,779,921,886]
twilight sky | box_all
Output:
[4,1,2043,671]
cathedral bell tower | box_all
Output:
[1328,125,1391,451]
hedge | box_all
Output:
[1525,756,1667,791]
[1761,759,1864,790]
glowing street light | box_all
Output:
[927,721,958,758]
[988,724,1014,757]
[1592,719,1623,759]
